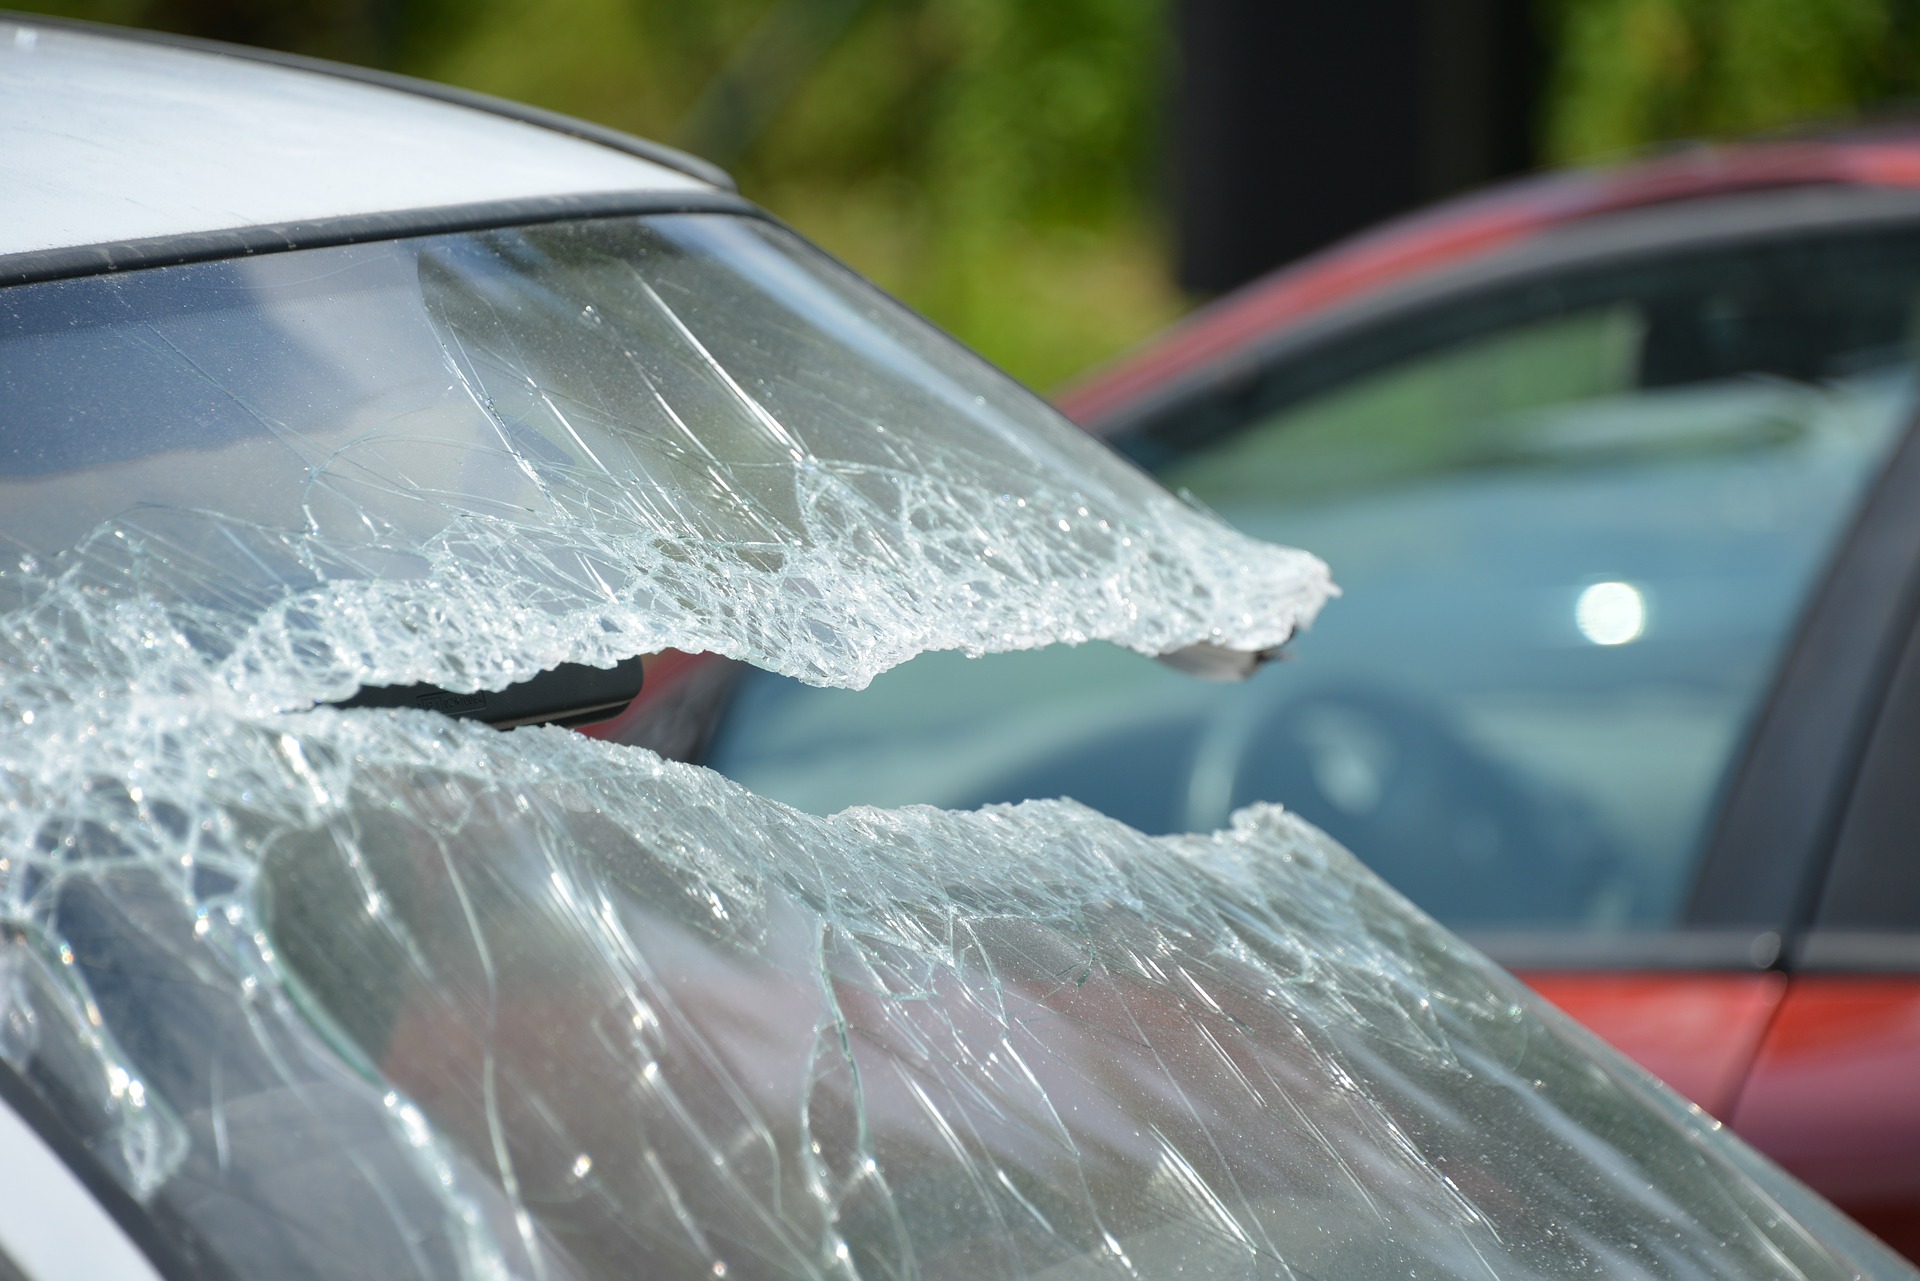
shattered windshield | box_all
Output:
[0,214,1325,700]
[0,213,1907,1281]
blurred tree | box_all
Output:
[15,0,405,64]
[16,0,1182,390]
[1544,0,1920,163]
[702,0,1178,387]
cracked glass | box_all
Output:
[0,211,1909,1281]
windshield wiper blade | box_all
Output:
[330,654,645,729]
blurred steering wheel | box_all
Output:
[1207,685,1635,927]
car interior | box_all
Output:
[703,221,1920,936]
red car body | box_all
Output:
[1046,136,1920,1261]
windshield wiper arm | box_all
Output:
[329,654,645,729]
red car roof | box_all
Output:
[1057,138,1920,426]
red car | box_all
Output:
[690,135,1920,1258]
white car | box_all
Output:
[0,16,1911,1281]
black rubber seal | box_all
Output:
[0,1054,234,1281]
[0,9,734,190]
[0,188,763,288]
[1689,407,1920,934]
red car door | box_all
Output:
[1733,977,1920,1259]
[1526,972,1787,1118]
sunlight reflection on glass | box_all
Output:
[1576,580,1646,646]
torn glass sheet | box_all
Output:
[0,211,1910,1281]
[7,702,1916,1281]
[0,214,1328,714]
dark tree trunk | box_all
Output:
[1173,0,1540,295]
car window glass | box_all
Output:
[1166,304,1643,502]
[709,228,1920,934]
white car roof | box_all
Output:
[0,18,725,262]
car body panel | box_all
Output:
[1731,978,1920,1261]
[0,1073,161,1281]
[0,17,710,261]
[1524,971,1788,1117]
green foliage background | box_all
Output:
[17,0,1920,388]
[1545,0,1920,163]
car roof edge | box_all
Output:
[0,9,738,193]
